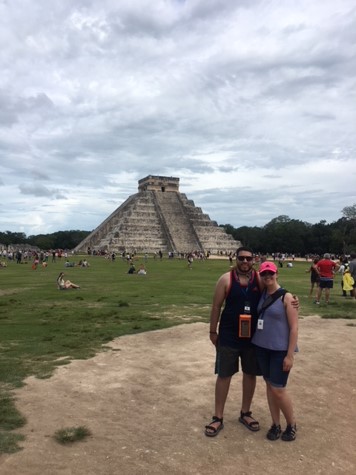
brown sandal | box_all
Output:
[239,411,260,432]
[204,416,224,437]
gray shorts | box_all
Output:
[215,345,261,378]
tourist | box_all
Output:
[315,253,339,304]
[204,247,262,437]
[306,257,320,298]
[342,266,354,297]
[349,252,356,299]
[56,272,80,289]
[127,263,136,274]
[137,264,147,275]
[252,261,298,441]
[337,257,348,296]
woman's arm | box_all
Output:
[283,293,299,372]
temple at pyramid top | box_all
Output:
[74,175,240,255]
[138,175,180,193]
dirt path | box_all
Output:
[0,316,355,475]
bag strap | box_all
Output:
[258,288,287,317]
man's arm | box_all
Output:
[209,273,229,346]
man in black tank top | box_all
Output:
[205,247,263,437]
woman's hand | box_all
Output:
[283,354,294,371]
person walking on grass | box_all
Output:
[204,248,298,437]
[306,257,320,298]
[252,261,298,442]
[315,253,339,305]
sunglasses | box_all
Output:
[260,271,276,277]
[237,256,253,262]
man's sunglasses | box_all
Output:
[237,256,253,262]
[260,271,276,277]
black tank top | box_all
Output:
[219,270,261,348]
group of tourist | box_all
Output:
[205,247,299,442]
[306,253,356,303]
[127,263,147,275]
[204,248,356,443]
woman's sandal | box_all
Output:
[238,411,260,432]
[204,416,224,437]
[281,423,297,441]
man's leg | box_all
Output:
[325,287,331,303]
[239,372,259,429]
[241,372,257,414]
[214,375,232,418]
[205,376,231,435]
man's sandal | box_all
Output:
[204,416,224,437]
[239,411,260,432]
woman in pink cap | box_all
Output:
[252,261,298,442]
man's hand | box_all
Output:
[209,332,218,346]
[292,295,300,309]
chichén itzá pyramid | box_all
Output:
[74,175,241,255]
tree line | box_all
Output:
[0,230,90,251]
[1,205,355,256]
[222,205,356,256]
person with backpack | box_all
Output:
[252,261,298,441]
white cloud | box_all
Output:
[0,0,355,236]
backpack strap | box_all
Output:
[258,288,287,317]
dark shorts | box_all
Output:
[319,278,333,289]
[215,345,261,378]
[255,346,290,388]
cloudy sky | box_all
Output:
[1,0,356,236]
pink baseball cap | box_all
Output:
[259,261,278,274]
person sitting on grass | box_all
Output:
[127,263,136,274]
[137,264,147,275]
[56,272,80,290]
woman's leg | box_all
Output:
[269,385,295,426]
[266,382,280,425]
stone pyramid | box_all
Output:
[74,175,240,255]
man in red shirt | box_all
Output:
[315,253,339,305]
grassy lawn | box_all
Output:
[0,254,354,452]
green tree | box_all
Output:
[341,204,356,252]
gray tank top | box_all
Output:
[252,291,290,351]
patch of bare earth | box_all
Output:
[0,316,355,474]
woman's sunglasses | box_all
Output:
[260,271,276,277]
